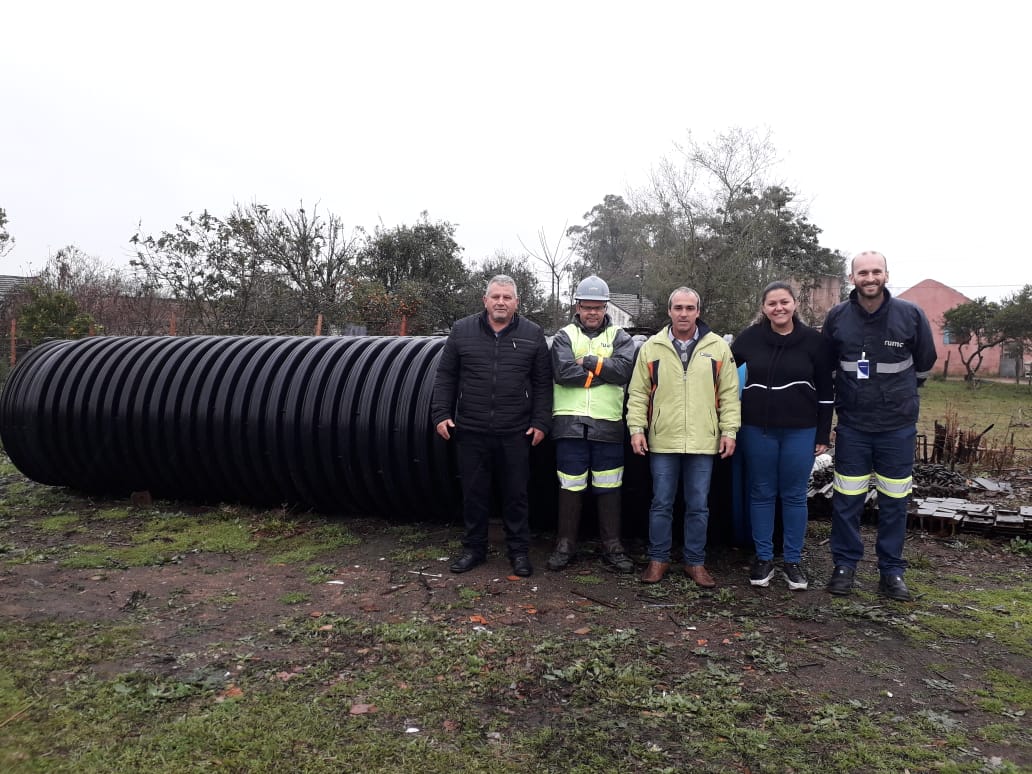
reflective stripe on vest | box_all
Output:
[553,324,624,421]
[839,355,914,374]
[833,471,870,496]
[874,472,912,498]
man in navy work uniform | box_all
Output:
[431,274,552,577]
[822,251,936,601]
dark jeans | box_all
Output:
[830,423,916,574]
[456,430,531,558]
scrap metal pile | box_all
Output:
[808,458,1032,538]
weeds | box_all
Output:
[1007,537,1032,557]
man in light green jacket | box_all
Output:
[626,287,740,587]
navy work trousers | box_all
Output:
[830,423,916,575]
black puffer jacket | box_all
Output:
[431,312,552,435]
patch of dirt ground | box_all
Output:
[1,473,1030,767]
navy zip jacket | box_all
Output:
[431,311,552,435]
[822,288,937,432]
[731,317,835,445]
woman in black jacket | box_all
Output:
[731,282,834,590]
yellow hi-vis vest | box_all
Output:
[553,323,624,421]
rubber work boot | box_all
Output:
[596,491,633,573]
[546,489,582,571]
[546,538,575,571]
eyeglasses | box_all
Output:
[578,303,606,312]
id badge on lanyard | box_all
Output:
[857,351,870,380]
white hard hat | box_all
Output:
[574,275,610,302]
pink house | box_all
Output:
[896,279,1003,378]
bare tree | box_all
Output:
[0,207,13,259]
[131,203,364,335]
[1,246,174,337]
[681,126,779,220]
[566,127,843,334]
[519,225,575,332]
[242,202,362,330]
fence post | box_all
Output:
[169,312,177,337]
[314,313,323,336]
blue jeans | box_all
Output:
[830,424,915,574]
[739,424,816,564]
[647,453,714,564]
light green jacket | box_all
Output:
[626,325,740,454]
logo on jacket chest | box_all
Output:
[580,341,612,355]
[883,340,905,348]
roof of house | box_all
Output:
[609,292,656,320]
[0,275,32,298]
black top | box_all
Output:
[431,311,553,435]
[731,317,835,445]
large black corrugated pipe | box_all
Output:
[0,335,742,542]
[0,336,469,520]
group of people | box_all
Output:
[431,251,936,601]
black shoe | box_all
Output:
[782,563,809,591]
[449,551,485,574]
[749,558,777,587]
[510,555,533,577]
[826,565,855,596]
[878,574,912,601]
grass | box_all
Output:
[6,506,363,569]
[919,378,1032,463]
[1008,537,1032,557]
[265,523,360,564]
[57,513,259,569]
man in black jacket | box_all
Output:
[431,275,552,576]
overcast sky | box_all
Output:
[2,1,1028,302]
